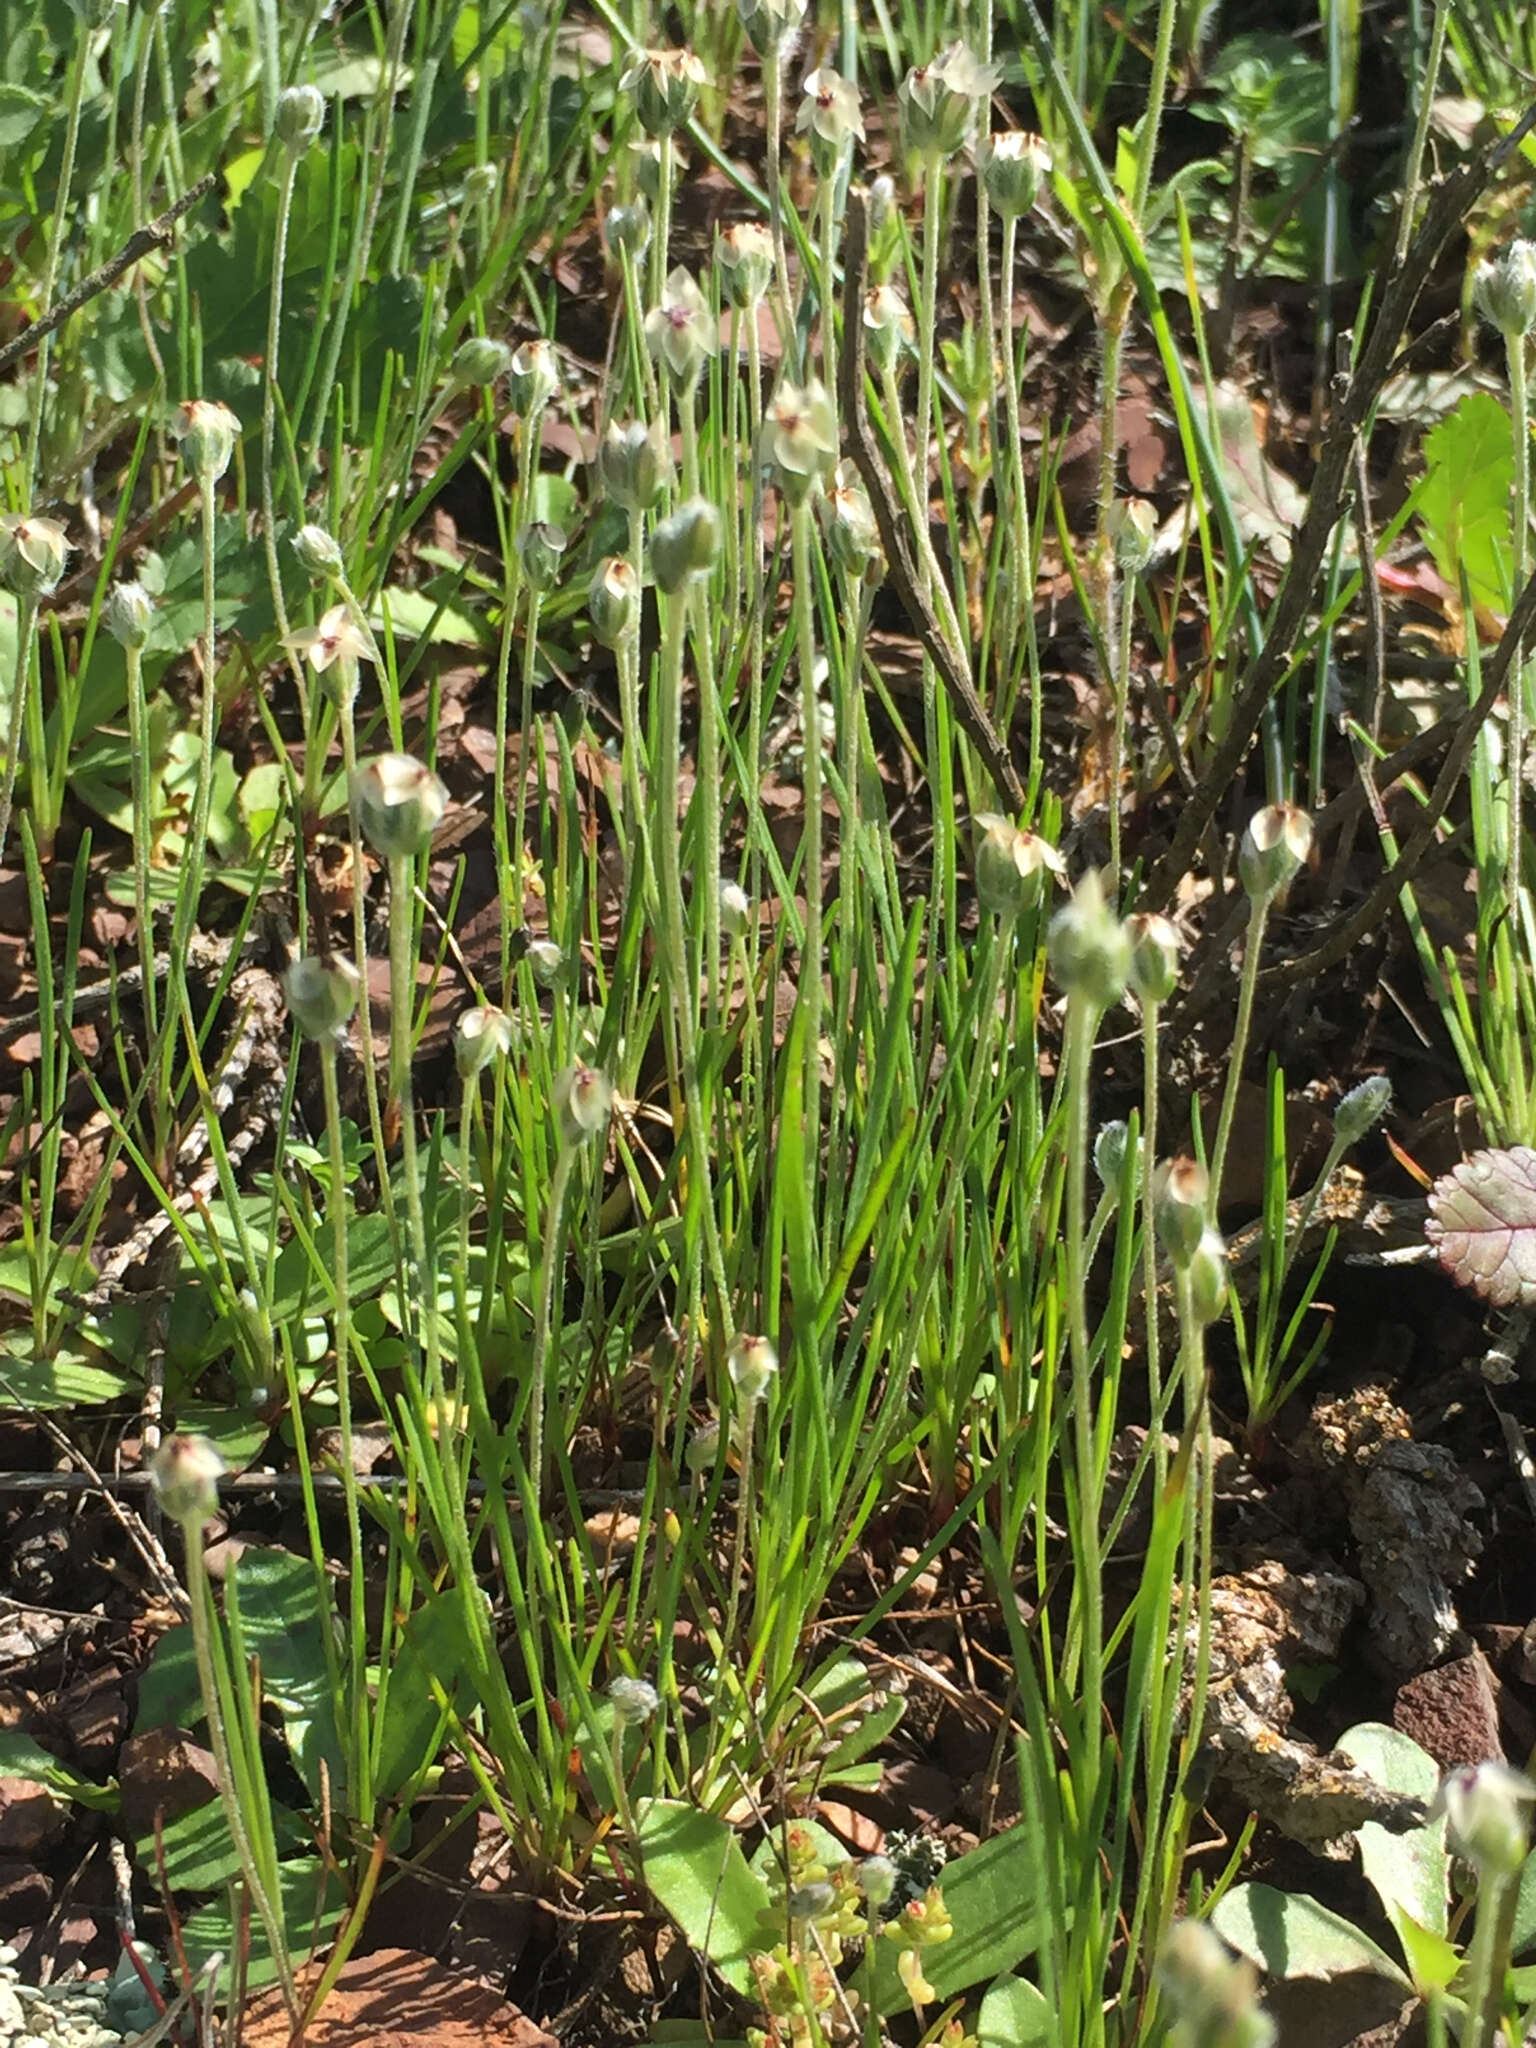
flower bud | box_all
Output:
[980,130,1051,218]
[526,938,563,987]
[727,1331,778,1403]
[608,1674,661,1726]
[1094,1119,1137,1192]
[1125,911,1181,1004]
[762,377,837,508]
[719,878,750,937]
[622,45,707,137]
[859,1855,898,1907]
[1158,1920,1275,2048]
[276,84,325,153]
[553,1062,613,1146]
[898,41,999,163]
[0,513,69,598]
[651,496,721,594]
[599,417,671,513]
[102,578,154,651]
[1107,496,1156,574]
[863,284,913,376]
[717,221,775,309]
[508,337,560,417]
[1475,239,1536,340]
[454,1005,513,1079]
[1186,1226,1230,1326]
[818,459,881,579]
[463,164,498,205]
[588,556,642,647]
[354,752,448,861]
[645,266,717,391]
[284,953,361,1041]
[896,1946,938,2009]
[789,1883,836,1923]
[449,336,514,389]
[686,1416,721,1476]
[604,198,651,260]
[1432,1760,1536,1877]
[292,523,344,581]
[974,814,1063,918]
[628,138,667,205]
[1047,868,1129,1008]
[1331,1074,1390,1148]
[867,174,896,232]
[1153,1157,1209,1267]
[1239,802,1312,903]
[148,1433,226,1527]
[176,399,241,482]
[516,520,567,593]
[796,68,865,176]
[737,0,806,54]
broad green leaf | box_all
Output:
[135,1625,204,1737]
[979,1973,1053,2046]
[636,1799,773,1996]
[227,1549,345,1808]
[1212,1884,1409,1987]
[0,1733,118,1813]
[1418,393,1515,616]
[873,1830,1043,2015]
[1393,1910,1463,1998]
[1427,1146,1536,1306]
[1511,1847,1536,1957]
[374,1594,477,1803]
[140,1792,309,1892]
[1338,1723,1446,1943]
[0,82,50,147]
[180,1855,344,1989]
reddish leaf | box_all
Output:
[1426,1146,1536,1305]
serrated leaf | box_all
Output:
[1418,393,1515,615]
[1212,1883,1409,1987]
[1427,1146,1536,1305]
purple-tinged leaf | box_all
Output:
[1426,1146,1536,1306]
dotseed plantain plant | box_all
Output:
[0,0,1531,2041]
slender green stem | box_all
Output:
[260,143,313,746]
[1062,994,1104,1753]
[528,1142,576,1496]
[1210,895,1270,1208]
[0,595,38,873]
[1464,1864,1518,2048]
[1506,333,1529,938]
[124,641,158,1046]
[24,20,90,486]
[1140,1004,1166,1491]
[318,1034,372,1826]
[790,500,824,1244]
[182,1519,300,2019]
[1109,563,1136,892]
[762,47,797,368]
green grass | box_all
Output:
[0,0,1533,2041]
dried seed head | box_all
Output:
[1475,239,1536,339]
[716,221,775,309]
[354,752,448,862]
[980,130,1051,218]
[553,1063,613,1146]
[1333,1075,1391,1148]
[176,399,241,482]
[1239,802,1312,903]
[818,459,881,579]
[283,953,361,1042]
[454,1005,513,1079]
[598,417,671,513]
[588,555,643,647]
[608,1674,661,1726]
[621,45,708,137]
[727,1331,778,1403]
[1153,1156,1209,1267]
[291,523,344,581]
[449,336,514,389]
[516,520,567,593]
[1125,911,1182,1004]
[1107,495,1156,574]
[149,1433,226,1527]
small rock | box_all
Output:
[0,1779,65,1855]
[1394,1651,1502,1770]
[117,1728,220,1841]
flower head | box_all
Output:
[608,1674,661,1726]
[102,578,154,650]
[974,814,1064,918]
[354,752,448,862]
[762,377,837,507]
[863,283,913,375]
[283,954,361,1043]
[588,555,642,647]
[508,337,560,417]
[276,84,325,153]
[727,1331,778,1403]
[1125,911,1181,1003]
[1239,802,1312,903]
[621,45,707,136]
[651,497,721,594]
[0,514,69,598]
[149,1434,226,1527]
[979,130,1051,217]
[176,399,241,482]
[899,41,999,161]
[1432,1760,1536,1877]
[644,266,717,391]
[717,221,775,310]
[797,68,864,174]
[1475,239,1536,340]
[454,1005,513,1079]
[1047,868,1129,1009]
[285,603,379,703]
[818,459,881,579]
[554,1063,613,1147]
[737,0,806,54]
[1153,1156,1210,1267]
[599,417,671,512]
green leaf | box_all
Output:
[0,1732,118,1813]
[1212,1884,1410,1987]
[1510,1847,1536,1957]
[374,1594,476,1804]
[1418,393,1516,617]
[636,1799,774,1996]
[0,82,50,148]
[135,1626,204,1736]
[1337,1723,1447,1946]
[227,1549,345,1808]
[873,1830,1043,2015]
[978,1973,1053,2046]
[141,1792,309,1892]
[0,1338,130,1410]
[180,1855,345,1989]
